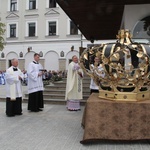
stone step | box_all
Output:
[53,82,90,87]
[45,84,90,90]
[25,93,89,100]
[44,89,66,94]
[24,76,91,105]
[23,98,87,105]
[47,78,90,83]
[0,96,88,105]
[62,76,90,80]
[43,89,90,94]
[44,85,65,90]
[56,77,91,82]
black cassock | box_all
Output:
[5,67,23,116]
[28,91,44,112]
[6,97,22,116]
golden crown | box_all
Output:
[80,29,150,101]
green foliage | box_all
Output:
[0,22,5,51]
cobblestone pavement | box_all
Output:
[0,85,150,150]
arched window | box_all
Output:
[133,16,150,40]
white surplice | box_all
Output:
[5,66,23,100]
[65,62,83,100]
[27,61,44,94]
[90,64,105,90]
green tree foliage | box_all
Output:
[0,22,5,51]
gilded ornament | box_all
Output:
[80,29,150,101]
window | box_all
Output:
[70,21,78,35]
[7,22,18,38]
[49,0,56,8]
[10,0,17,11]
[10,24,16,37]
[49,22,56,36]
[133,16,150,39]
[9,60,12,67]
[28,23,35,37]
[29,0,36,10]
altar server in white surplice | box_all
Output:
[27,53,44,112]
[65,55,83,111]
[5,58,23,117]
[90,57,105,94]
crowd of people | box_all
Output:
[2,53,103,116]
[5,53,68,116]
[0,69,67,86]
[4,54,84,116]
[0,70,6,85]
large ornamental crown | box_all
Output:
[80,29,150,101]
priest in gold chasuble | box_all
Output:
[65,55,83,111]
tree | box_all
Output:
[0,22,5,51]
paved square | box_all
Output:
[0,85,150,150]
[0,102,150,150]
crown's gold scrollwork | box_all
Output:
[80,29,150,101]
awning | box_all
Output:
[56,0,150,41]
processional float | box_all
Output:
[80,29,150,101]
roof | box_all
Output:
[56,0,150,41]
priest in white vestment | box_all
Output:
[27,53,44,112]
[65,55,83,111]
[5,58,23,117]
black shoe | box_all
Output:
[6,114,15,117]
[38,108,43,111]
[15,113,23,115]
[31,110,39,112]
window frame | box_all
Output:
[49,0,56,8]
[46,0,58,8]
[46,19,58,36]
[7,22,18,38]
[26,0,38,10]
[48,21,56,36]
[10,24,16,37]
[10,0,17,11]
[70,20,78,35]
[67,19,79,35]
[25,21,37,37]
[8,0,19,11]
[28,22,36,37]
[29,0,36,10]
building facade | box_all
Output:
[0,1,150,71]
[0,0,90,71]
